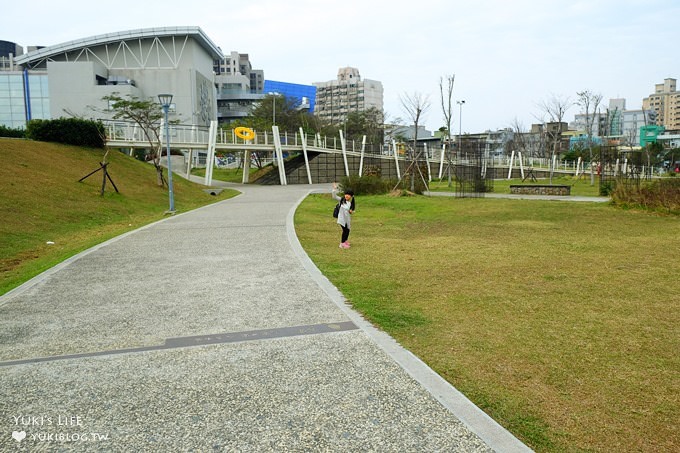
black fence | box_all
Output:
[599,146,651,195]
[454,137,494,197]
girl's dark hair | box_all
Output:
[346,191,355,211]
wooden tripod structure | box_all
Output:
[79,162,119,196]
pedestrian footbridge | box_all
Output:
[103,120,565,185]
[104,120,405,185]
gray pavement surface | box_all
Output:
[0,182,531,452]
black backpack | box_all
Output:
[332,202,340,218]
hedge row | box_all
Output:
[26,118,105,148]
[0,125,26,138]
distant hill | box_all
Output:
[0,138,236,295]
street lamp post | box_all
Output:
[457,100,465,154]
[158,94,175,213]
[268,92,279,126]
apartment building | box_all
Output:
[313,67,383,125]
[643,78,679,130]
[214,51,264,124]
[570,98,655,147]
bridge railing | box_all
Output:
[214,128,384,155]
[102,119,386,155]
[103,120,212,146]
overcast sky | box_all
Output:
[4,0,679,134]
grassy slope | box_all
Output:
[295,194,679,452]
[0,138,238,295]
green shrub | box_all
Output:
[0,125,26,138]
[599,180,615,196]
[339,174,399,195]
[26,118,105,148]
[133,149,148,161]
[612,178,680,214]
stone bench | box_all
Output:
[509,185,571,196]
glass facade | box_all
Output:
[28,74,50,121]
[264,80,316,112]
[0,71,49,129]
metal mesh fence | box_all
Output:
[454,137,494,197]
[599,146,648,195]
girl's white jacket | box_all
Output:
[332,189,352,228]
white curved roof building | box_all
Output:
[6,26,222,127]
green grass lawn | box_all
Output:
[429,175,602,197]
[3,138,677,451]
[190,166,258,182]
[0,138,239,295]
[294,193,679,452]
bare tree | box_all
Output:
[439,75,455,186]
[509,118,530,157]
[624,117,638,152]
[576,89,603,185]
[400,92,431,192]
[537,94,572,183]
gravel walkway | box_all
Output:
[0,183,530,452]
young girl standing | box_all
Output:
[332,183,355,249]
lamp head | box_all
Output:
[158,94,173,107]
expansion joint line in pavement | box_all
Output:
[0,321,358,368]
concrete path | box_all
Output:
[0,183,530,452]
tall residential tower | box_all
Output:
[313,67,383,125]
[643,78,679,130]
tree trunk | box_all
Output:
[153,162,165,187]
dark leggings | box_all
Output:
[341,225,350,243]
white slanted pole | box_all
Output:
[186,149,193,176]
[507,150,515,179]
[204,120,218,186]
[359,135,366,176]
[482,151,488,179]
[438,143,445,179]
[339,130,350,176]
[242,149,251,184]
[272,125,287,185]
[392,140,400,179]
[518,151,525,180]
[299,127,313,184]
[424,143,432,181]
[575,156,582,177]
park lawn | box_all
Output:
[0,138,239,295]
[429,175,602,197]
[294,193,679,452]
[190,166,258,183]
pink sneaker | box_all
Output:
[342,241,351,248]
[339,242,350,249]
